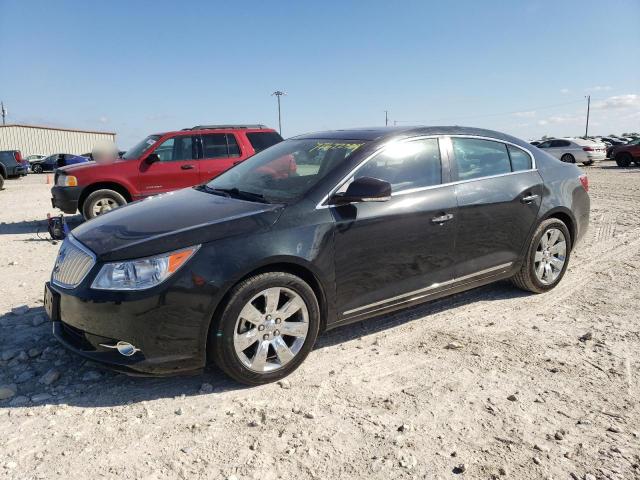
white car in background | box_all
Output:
[536,138,606,165]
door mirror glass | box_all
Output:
[145,153,161,164]
[330,176,391,204]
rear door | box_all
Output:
[449,136,542,279]
[332,137,459,320]
[546,139,571,159]
[137,134,200,196]
[198,133,243,183]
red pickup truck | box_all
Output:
[51,125,282,219]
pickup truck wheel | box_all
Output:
[32,164,43,174]
[615,153,632,167]
[82,189,127,220]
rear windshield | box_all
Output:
[122,135,161,159]
[246,132,284,153]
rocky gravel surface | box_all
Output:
[1,167,639,479]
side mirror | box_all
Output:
[145,153,160,164]
[330,176,391,205]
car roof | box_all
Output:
[290,126,529,144]
[152,125,277,137]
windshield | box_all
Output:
[206,139,367,202]
[122,135,161,159]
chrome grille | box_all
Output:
[51,237,95,288]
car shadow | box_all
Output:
[0,281,527,409]
[0,215,84,236]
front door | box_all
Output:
[137,135,200,196]
[332,137,458,321]
[448,136,542,278]
[198,133,243,183]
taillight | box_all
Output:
[579,174,589,192]
[582,146,594,152]
[14,151,23,163]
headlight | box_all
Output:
[56,175,78,187]
[91,245,200,290]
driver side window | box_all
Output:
[153,136,195,162]
[353,138,442,193]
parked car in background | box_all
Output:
[44,126,590,384]
[0,150,28,188]
[536,138,606,165]
[25,154,46,167]
[611,138,640,167]
[51,124,283,219]
[30,153,90,173]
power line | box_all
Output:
[392,99,589,125]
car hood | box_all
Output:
[71,187,285,261]
[59,158,132,173]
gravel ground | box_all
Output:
[0,167,639,480]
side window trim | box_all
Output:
[447,135,536,183]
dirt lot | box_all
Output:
[0,167,639,480]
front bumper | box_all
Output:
[47,280,212,376]
[51,186,82,214]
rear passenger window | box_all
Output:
[355,138,441,192]
[202,134,241,158]
[452,138,511,181]
[507,145,532,171]
[247,132,283,153]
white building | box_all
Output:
[0,124,116,156]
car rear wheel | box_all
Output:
[32,163,43,174]
[560,154,575,163]
[210,272,320,385]
[615,153,632,168]
[582,159,594,166]
[82,189,127,220]
[511,218,572,294]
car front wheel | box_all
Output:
[512,218,572,293]
[32,164,43,174]
[82,189,127,220]
[211,272,320,385]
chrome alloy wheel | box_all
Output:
[534,228,567,285]
[233,287,309,373]
[93,198,118,216]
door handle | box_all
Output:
[431,213,454,224]
[521,194,539,204]
[181,164,195,170]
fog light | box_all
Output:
[99,341,141,357]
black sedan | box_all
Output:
[44,126,590,384]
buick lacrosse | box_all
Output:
[44,126,590,384]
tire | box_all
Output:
[0,175,4,190]
[560,154,575,164]
[615,153,632,168]
[511,218,572,294]
[32,163,43,174]
[582,160,594,166]
[82,189,127,220]
[210,272,320,385]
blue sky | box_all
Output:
[1,0,639,148]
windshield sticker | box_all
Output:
[310,142,363,153]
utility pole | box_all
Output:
[385,110,388,126]
[1,102,6,125]
[584,95,591,139]
[271,91,286,136]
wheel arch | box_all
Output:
[205,258,330,361]
[0,163,6,178]
[78,182,133,211]
[540,207,576,249]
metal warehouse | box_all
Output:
[0,124,116,156]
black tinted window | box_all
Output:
[356,138,441,192]
[550,140,570,147]
[452,138,511,181]
[508,145,532,171]
[202,134,240,158]
[247,132,284,153]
